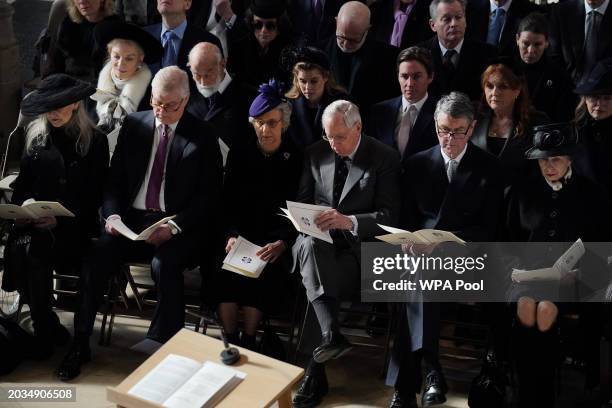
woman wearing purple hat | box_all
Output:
[213,79,302,350]
[285,46,348,149]
[2,74,109,360]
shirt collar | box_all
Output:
[394,0,416,15]
[217,70,233,94]
[161,19,188,41]
[440,143,468,164]
[154,118,179,133]
[585,0,609,14]
[544,166,573,191]
[489,0,512,13]
[401,93,428,114]
[345,135,362,161]
[439,38,464,56]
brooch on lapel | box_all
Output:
[283,152,291,160]
[546,80,553,87]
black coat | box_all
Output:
[549,0,612,83]
[370,0,433,49]
[287,0,345,45]
[186,78,255,148]
[286,91,349,149]
[575,116,612,196]
[401,142,504,241]
[320,36,399,111]
[418,37,498,102]
[471,109,550,186]
[103,110,223,236]
[11,126,109,237]
[465,0,541,56]
[522,57,577,122]
[366,94,439,165]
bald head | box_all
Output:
[336,1,370,53]
[188,42,226,96]
[188,42,223,66]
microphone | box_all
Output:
[216,315,240,365]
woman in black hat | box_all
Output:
[3,74,109,359]
[505,123,611,407]
[284,46,348,149]
[574,58,612,195]
[472,60,549,187]
[226,0,293,92]
[213,79,302,350]
[91,21,163,150]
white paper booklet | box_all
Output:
[0,174,18,191]
[128,354,246,408]
[0,200,75,220]
[218,138,229,167]
[222,235,267,278]
[511,239,585,282]
[280,201,333,244]
[108,215,175,241]
[375,224,466,245]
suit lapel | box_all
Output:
[386,97,403,147]
[320,149,336,205]
[600,6,612,56]
[471,112,490,150]
[437,144,476,224]
[165,115,189,190]
[570,1,586,62]
[406,96,434,156]
[339,138,367,204]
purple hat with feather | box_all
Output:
[249,79,286,117]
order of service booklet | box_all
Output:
[0,200,74,220]
[280,200,333,244]
[127,354,246,408]
[221,235,267,278]
[107,215,175,241]
[375,224,466,245]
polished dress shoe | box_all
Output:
[56,343,91,381]
[292,367,329,408]
[422,370,447,407]
[388,390,418,408]
[312,331,352,363]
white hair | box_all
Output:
[322,100,361,129]
[151,66,190,99]
[248,102,292,132]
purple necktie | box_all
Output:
[145,124,170,210]
[313,0,323,22]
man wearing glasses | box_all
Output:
[56,67,222,381]
[386,92,503,408]
[292,100,401,407]
[320,1,399,111]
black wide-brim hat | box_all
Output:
[574,58,612,95]
[94,20,163,64]
[251,0,286,18]
[525,122,579,159]
[21,74,96,117]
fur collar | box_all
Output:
[93,62,151,117]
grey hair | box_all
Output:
[187,42,223,66]
[26,101,95,157]
[322,100,361,129]
[434,92,475,123]
[151,66,190,99]
[429,0,466,19]
[107,38,145,57]
[248,102,292,131]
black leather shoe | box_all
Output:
[312,331,352,363]
[292,367,328,408]
[56,343,91,381]
[388,390,418,408]
[422,370,447,407]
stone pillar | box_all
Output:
[0,0,21,151]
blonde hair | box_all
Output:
[106,38,145,58]
[285,63,346,99]
[67,0,115,23]
[26,101,95,157]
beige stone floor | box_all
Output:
[0,308,471,408]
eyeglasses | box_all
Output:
[336,29,368,46]
[253,118,282,129]
[435,121,472,139]
[322,132,350,143]
[150,97,185,112]
[253,20,277,31]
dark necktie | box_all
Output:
[205,92,219,111]
[313,0,323,22]
[443,49,457,72]
[145,125,170,210]
[332,155,349,208]
[583,10,601,76]
[162,30,178,67]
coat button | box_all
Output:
[551,192,559,199]
[550,211,557,218]
[548,229,556,237]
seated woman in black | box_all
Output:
[505,122,611,408]
[215,80,302,349]
[284,46,348,149]
[2,74,109,359]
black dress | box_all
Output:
[213,138,303,312]
[2,126,109,337]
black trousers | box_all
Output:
[73,209,200,343]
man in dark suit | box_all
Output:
[288,0,346,45]
[371,0,433,49]
[465,0,541,56]
[56,67,223,381]
[292,100,401,407]
[367,46,439,164]
[144,0,223,74]
[320,1,400,111]
[186,41,253,150]
[549,0,612,83]
[386,92,503,408]
[418,0,498,101]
